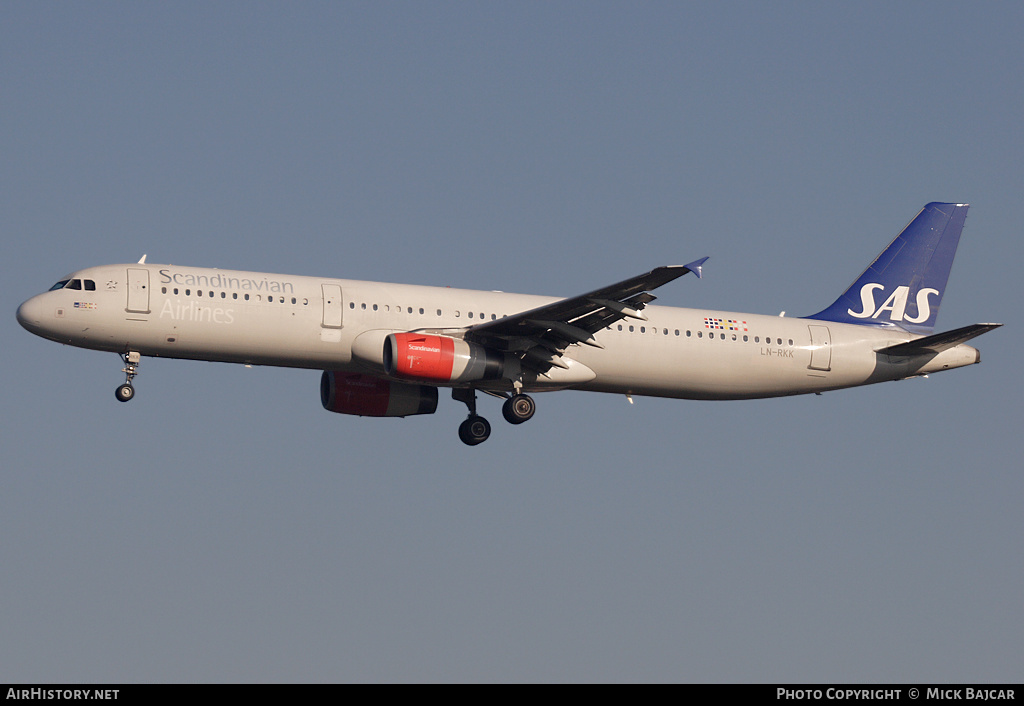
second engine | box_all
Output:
[320,370,438,417]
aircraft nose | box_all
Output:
[16,295,46,333]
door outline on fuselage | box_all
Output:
[808,324,832,371]
[126,268,151,314]
[321,283,344,342]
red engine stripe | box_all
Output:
[328,372,391,416]
[393,333,456,381]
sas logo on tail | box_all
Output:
[848,284,939,323]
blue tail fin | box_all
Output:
[807,202,968,334]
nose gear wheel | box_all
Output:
[115,352,141,403]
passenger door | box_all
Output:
[126,268,151,314]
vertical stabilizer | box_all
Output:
[807,202,968,334]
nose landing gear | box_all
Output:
[115,351,141,402]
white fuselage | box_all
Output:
[16,263,981,400]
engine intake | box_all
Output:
[383,333,504,383]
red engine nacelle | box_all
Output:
[383,333,504,383]
[320,371,438,417]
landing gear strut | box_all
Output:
[453,388,490,446]
[115,351,141,402]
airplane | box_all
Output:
[17,202,1001,446]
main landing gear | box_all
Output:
[453,388,536,446]
[502,393,536,425]
[115,351,141,402]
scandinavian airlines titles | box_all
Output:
[158,269,295,294]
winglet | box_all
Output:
[684,257,709,279]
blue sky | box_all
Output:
[3,2,1021,682]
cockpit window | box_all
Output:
[49,280,70,291]
[84,280,96,291]
[67,279,82,290]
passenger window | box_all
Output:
[468,312,474,319]
[697,331,702,338]
[373,304,378,311]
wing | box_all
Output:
[464,258,708,373]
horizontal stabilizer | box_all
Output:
[879,323,1002,357]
